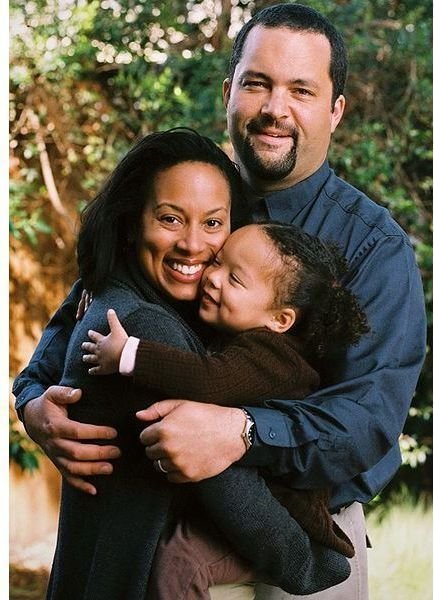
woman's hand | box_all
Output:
[22,386,121,495]
[75,289,93,320]
[82,309,128,375]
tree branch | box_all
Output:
[27,109,73,228]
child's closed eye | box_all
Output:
[229,272,244,286]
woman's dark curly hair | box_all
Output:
[260,221,369,361]
[78,128,246,293]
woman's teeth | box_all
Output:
[171,262,202,275]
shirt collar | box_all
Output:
[263,161,331,220]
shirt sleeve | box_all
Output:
[119,336,140,375]
[12,280,83,420]
[240,236,427,493]
[132,330,319,405]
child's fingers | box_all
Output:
[107,309,124,335]
[83,354,99,364]
[87,329,104,342]
[81,341,97,353]
[88,366,102,375]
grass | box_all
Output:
[367,498,432,600]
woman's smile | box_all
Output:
[165,259,207,282]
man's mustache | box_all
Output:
[246,116,299,141]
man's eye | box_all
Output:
[242,79,266,88]
[295,88,313,96]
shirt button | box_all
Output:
[269,430,276,439]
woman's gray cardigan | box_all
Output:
[47,262,205,600]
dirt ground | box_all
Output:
[10,565,49,600]
[9,532,56,600]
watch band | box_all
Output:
[241,409,255,451]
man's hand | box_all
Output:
[136,400,246,483]
[23,385,121,495]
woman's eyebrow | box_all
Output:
[153,203,229,216]
[153,202,182,211]
[204,206,229,216]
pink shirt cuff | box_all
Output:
[119,336,140,375]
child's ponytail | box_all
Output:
[304,276,369,360]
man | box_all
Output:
[14,4,426,599]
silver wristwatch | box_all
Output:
[241,409,255,451]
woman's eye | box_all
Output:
[161,215,181,225]
[206,219,223,228]
[212,256,221,266]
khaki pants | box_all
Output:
[209,503,369,600]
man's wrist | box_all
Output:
[17,394,42,428]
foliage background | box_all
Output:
[9,0,432,502]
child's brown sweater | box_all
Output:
[134,328,319,404]
[133,327,354,558]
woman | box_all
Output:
[29,129,348,599]
[47,129,242,599]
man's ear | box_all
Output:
[222,78,231,109]
[266,308,297,334]
[331,94,345,133]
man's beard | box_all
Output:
[235,117,299,182]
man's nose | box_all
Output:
[261,88,290,121]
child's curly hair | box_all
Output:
[260,221,369,361]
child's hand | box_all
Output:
[82,309,128,375]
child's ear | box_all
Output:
[266,308,297,334]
